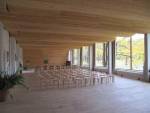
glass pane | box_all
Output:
[132,34,144,70]
[95,43,108,67]
[95,43,103,67]
[73,49,80,65]
[67,50,71,61]
[82,46,90,66]
[115,37,131,69]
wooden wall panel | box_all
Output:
[23,47,69,67]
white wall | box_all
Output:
[0,27,9,73]
[0,23,23,75]
[9,37,16,74]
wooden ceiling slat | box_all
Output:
[7,0,150,21]
[0,0,150,48]
[0,11,149,33]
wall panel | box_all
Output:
[23,47,68,67]
[0,28,9,73]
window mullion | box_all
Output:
[130,37,133,70]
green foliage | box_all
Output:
[0,72,26,91]
[95,43,108,67]
[116,37,144,70]
[132,39,144,69]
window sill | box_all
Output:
[94,66,108,70]
[72,64,80,66]
[114,69,143,75]
[81,66,90,68]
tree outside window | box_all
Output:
[95,43,108,67]
[115,34,144,70]
[72,49,80,65]
[82,46,90,66]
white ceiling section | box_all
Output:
[0,0,150,48]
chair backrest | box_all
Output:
[49,65,54,70]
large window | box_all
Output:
[132,34,144,70]
[82,46,90,66]
[115,37,131,69]
[115,33,144,70]
[72,49,80,65]
[95,43,108,67]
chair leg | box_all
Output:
[85,78,87,87]
[112,76,115,83]
[97,78,100,84]
[93,78,95,85]
[100,78,103,84]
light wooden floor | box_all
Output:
[0,76,150,113]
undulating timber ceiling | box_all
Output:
[0,0,150,48]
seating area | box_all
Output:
[1,1,150,113]
[31,66,114,89]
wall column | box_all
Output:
[0,23,3,71]
[0,27,9,73]
[143,34,150,81]
[89,45,93,70]
[108,42,113,74]
[80,48,82,67]
[9,37,17,74]
[92,44,95,71]
[112,41,116,73]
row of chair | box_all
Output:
[36,65,80,71]
[34,67,114,89]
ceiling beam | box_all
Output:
[0,10,149,33]
[7,0,150,21]
[0,0,149,49]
